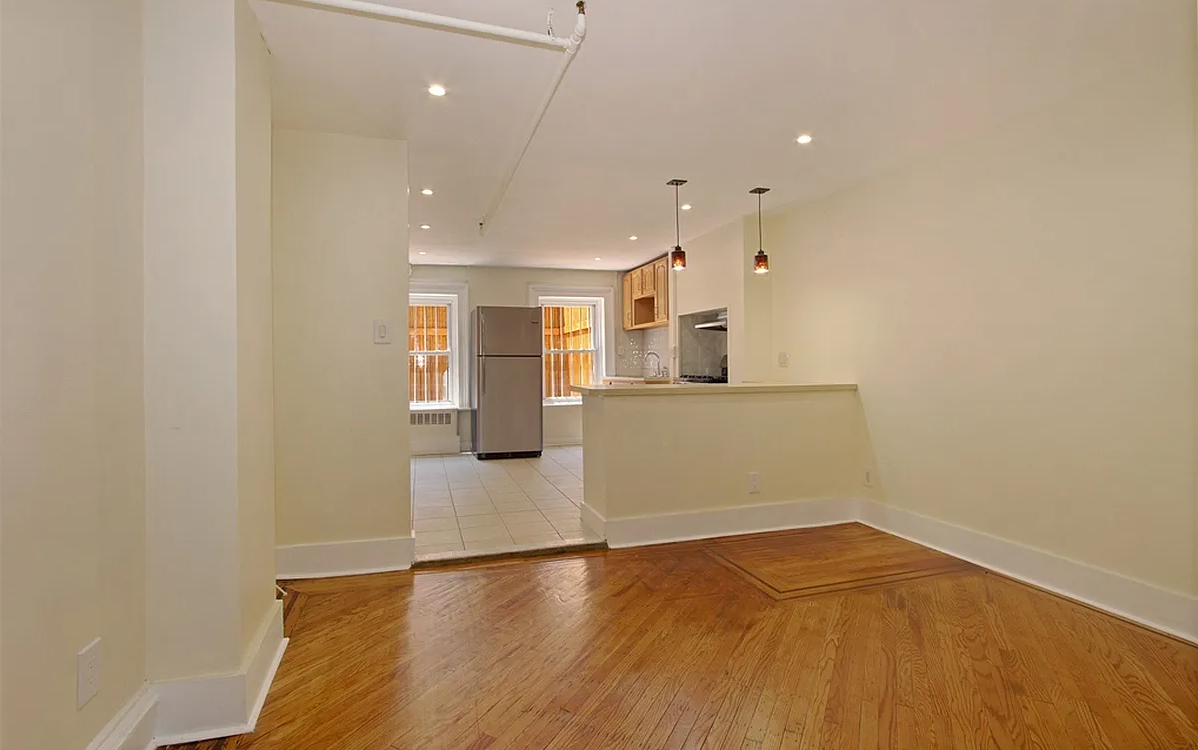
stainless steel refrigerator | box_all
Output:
[470,306,544,459]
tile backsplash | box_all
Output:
[678,311,728,377]
[615,326,671,376]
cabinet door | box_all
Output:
[641,265,654,296]
[654,259,669,322]
[622,273,633,330]
[631,267,643,298]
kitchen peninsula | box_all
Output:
[573,382,882,546]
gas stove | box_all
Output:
[677,374,728,384]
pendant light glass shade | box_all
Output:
[750,186,771,275]
[667,179,688,270]
[753,250,770,274]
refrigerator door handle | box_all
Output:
[480,359,486,395]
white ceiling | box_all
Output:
[251,0,1170,270]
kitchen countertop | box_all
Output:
[573,383,858,397]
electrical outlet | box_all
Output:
[748,472,763,494]
[777,352,790,368]
[863,469,874,488]
[77,638,101,709]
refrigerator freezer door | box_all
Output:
[475,306,543,357]
[475,356,543,455]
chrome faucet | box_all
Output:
[645,351,662,378]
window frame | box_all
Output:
[536,293,607,406]
[408,290,462,409]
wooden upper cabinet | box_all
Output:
[623,257,669,330]
[654,259,669,323]
[622,273,633,330]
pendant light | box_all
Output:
[667,178,688,270]
[750,186,771,274]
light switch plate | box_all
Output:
[777,352,790,368]
[373,319,391,345]
[77,638,101,709]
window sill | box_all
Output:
[543,398,582,407]
[410,402,459,411]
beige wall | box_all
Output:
[583,389,877,521]
[0,0,147,746]
[410,265,620,449]
[274,130,411,546]
[145,0,278,681]
[668,216,777,384]
[144,0,241,680]
[235,0,276,659]
[741,218,775,383]
[670,220,745,381]
[767,9,1197,597]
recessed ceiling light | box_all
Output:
[418,251,427,255]
[419,224,431,230]
[420,188,433,195]
[428,84,446,97]
[796,133,813,144]
[594,257,602,261]
[629,235,638,241]
[680,204,692,211]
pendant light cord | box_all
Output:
[674,184,681,245]
[757,193,763,250]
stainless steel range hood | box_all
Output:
[694,310,728,331]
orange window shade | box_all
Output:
[542,304,596,399]
[409,303,452,404]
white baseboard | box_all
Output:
[84,687,157,750]
[152,602,288,746]
[276,535,416,579]
[579,502,606,538]
[604,497,858,548]
[544,436,582,448]
[243,602,288,732]
[858,500,1198,644]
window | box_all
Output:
[540,298,602,404]
[409,294,456,406]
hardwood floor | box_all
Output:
[168,524,1198,750]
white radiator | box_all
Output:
[410,410,460,455]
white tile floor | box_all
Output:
[411,445,602,560]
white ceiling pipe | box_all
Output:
[479,6,587,235]
[267,0,589,234]
[268,0,574,51]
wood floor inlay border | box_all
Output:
[705,523,977,600]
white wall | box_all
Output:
[581,387,878,545]
[741,218,775,383]
[144,0,280,705]
[670,221,743,380]
[668,216,778,384]
[235,0,276,662]
[0,0,146,747]
[274,130,411,547]
[768,7,1197,599]
[410,265,621,448]
[669,218,778,383]
[144,0,240,681]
